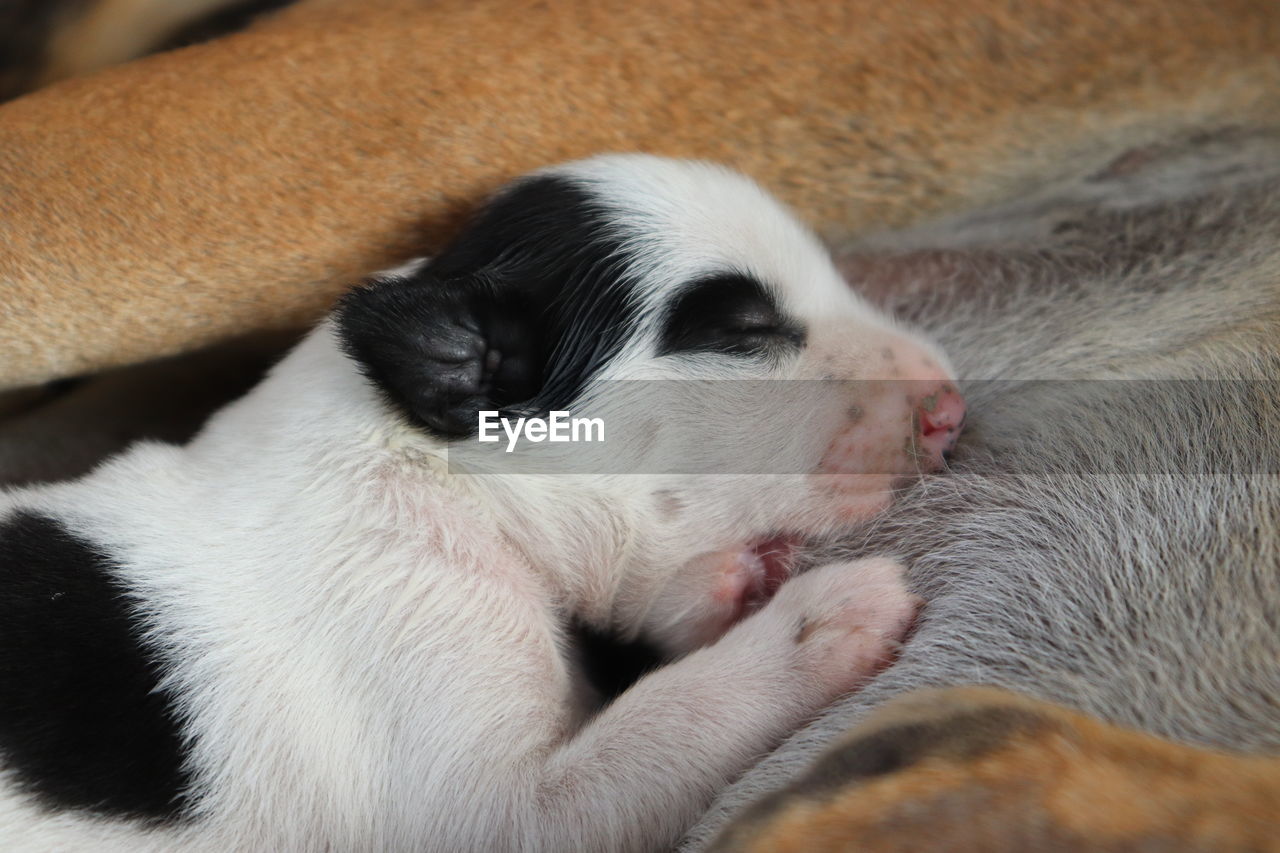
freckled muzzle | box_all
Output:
[640,345,964,649]
[916,383,966,465]
[707,365,964,635]
[815,332,966,480]
[819,379,965,477]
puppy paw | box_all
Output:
[762,557,921,701]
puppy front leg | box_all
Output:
[534,557,918,853]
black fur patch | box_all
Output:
[155,0,298,53]
[776,707,1047,803]
[336,175,642,438]
[0,512,190,821]
[572,622,663,703]
[0,0,75,101]
[708,705,1049,849]
[658,272,805,359]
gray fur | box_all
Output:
[683,125,1280,848]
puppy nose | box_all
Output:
[915,383,965,467]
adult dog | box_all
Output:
[4,0,1279,388]
[691,126,1280,850]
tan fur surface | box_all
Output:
[4,0,1280,388]
[710,687,1280,852]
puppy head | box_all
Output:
[337,155,963,655]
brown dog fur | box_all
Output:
[710,687,1280,852]
[3,0,1280,388]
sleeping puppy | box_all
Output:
[0,155,963,852]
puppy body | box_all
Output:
[0,157,959,851]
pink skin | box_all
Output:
[812,338,965,521]
[819,379,965,476]
[646,538,799,653]
[638,333,964,660]
[711,537,796,626]
[711,356,965,639]
[918,384,966,461]
[774,557,925,689]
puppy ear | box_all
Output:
[335,272,543,437]
[336,175,638,439]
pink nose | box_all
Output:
[916,384,966,468]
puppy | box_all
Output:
[0,155,963,852]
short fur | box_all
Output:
[4,0,1280,388]
[0,156,960,852]
[7,1,1280,846]
[708,687,1280,852]
[683,126,1280,848]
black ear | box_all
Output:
[336,175,640,439]
[334,275,545,437]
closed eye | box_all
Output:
[658,273,807,358]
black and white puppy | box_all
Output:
[0,155,964,852]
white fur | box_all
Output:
[0,156,954,852]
